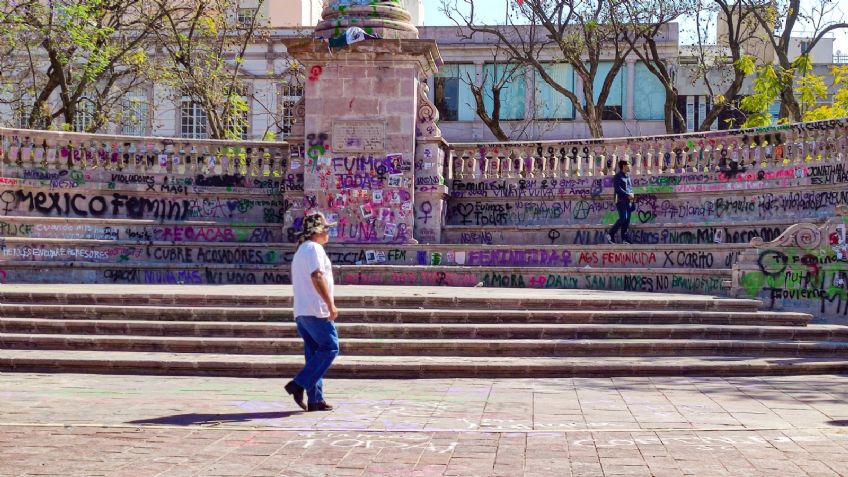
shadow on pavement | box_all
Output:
[128,411,301,426]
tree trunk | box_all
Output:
[582,104,604,138]
[780,86,802,122]
[698,105,724,132]
[663,95,677,134]
[470,83,510,142]
[586,118,604,138]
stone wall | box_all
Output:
[3,120,848,321]
[732,206,848,324]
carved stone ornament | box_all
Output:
[416,81,441,140]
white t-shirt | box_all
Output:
[292,240,334,318]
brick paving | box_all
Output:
[0,373,846,476]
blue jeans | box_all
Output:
[293,316,339,404]
[609,201,633,241]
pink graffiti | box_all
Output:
[308,65,324,81]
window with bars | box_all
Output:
[121,90,148,136]
[73,97,95,132]
[238,8,257,26]
[180,97,208,139]
[16,92,47,129]
[225,95,250,140]
[279,82,303,138]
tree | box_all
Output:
[740,53,836,127]
[149,0,269,140]
[684,0,766,131]
[0,0,168,132]
[467,46,525,141]
[747,0,848,122]
[618,0,691,133]
[442,0,634,138]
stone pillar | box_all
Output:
[283,0,441,245]
[626,58,636,121]
[414,81,448,244]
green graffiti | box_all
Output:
[739,272,766,297]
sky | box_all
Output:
[421,1,848,56]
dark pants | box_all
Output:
[293,316,339,404]
[609,202,633,241]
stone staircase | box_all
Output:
[1,285,846,377]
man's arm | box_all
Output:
[614,175,628,201]
[311,270,338,321]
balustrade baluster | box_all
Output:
[792,132,802,164]
[644,144,654,175]
[20,137,32,170]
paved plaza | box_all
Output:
[0,373,846,476]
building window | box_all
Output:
[633,62,665,120]
[180,96,208,139]
[16,91,47,129]
[121,89,148,136]
[535,63,574,120]
[226,97,250,140]
[279,82,303,138]
[591,62,625,120]
[73,96,95,132]
[238,8,257,25]
[483,63,526,121]
[434,64,475,122]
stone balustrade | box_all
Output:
[0,128,291,179]
[448,119,848,180]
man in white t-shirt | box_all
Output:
[284,212,339,412]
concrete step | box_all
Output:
[0,318,841,340]
[1,333,846,357]
[0,304,809,326]
[0,286,763,311]
[2,349,847,377]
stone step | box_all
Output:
[0,261,732,294]
[2,349,847,377]
[0,285,763,311]
[0,304,808,325]
[1,319,840,340]
[0,214,800,246]
[0,236,746,269]
[442,220,806,246]
[0,216,285,243]
[1,333,846,357]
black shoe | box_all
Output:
[284,380,307,410]
[308,402,334,412]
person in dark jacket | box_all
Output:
[606,160,635,244]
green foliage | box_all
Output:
[0,0,161,131]
[739,54,825,128]
[740,63,785,128]
[804,65,848,121]
[734,55,756,76]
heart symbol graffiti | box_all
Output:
[637,210,656,224]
